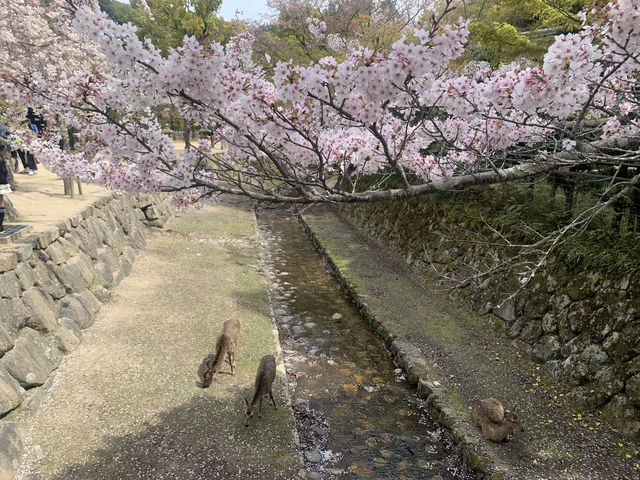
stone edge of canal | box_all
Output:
[257,210,464,479]
[295,210,504,480]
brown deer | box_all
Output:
[244,354,277,426]
[201,318,240,388]
[472,397,523,442]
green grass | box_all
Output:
[18,202,301,480]
[170,205,256,239]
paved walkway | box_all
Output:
[3,166,107,235]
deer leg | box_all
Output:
[228,351,234,375]
[269,390,277,409]
[258,397,263,418]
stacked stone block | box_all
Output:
[0,192,173,478]
[342,199,640,440]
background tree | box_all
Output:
[99,0,240,50]
[98,0,142,23]
[447,0,600,65]
[255,0,431,64]
[135,0,222,53]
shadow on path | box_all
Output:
[27,395,290,480]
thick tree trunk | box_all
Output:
[56,117,83,197]
[197,161,560,203]
[63,178,75,198]
[183,127,191,149]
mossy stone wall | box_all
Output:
[340,195,640,440]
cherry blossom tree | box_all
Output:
[0,0,101,123]
[0,0,105,194]
[1,0,638,213]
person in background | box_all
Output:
[17,115,39,175]
[26,116,39,174]
[11,149,19,172]
[0,123,13,232]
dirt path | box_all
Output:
[6,165,107,233]
[15,198,303,480]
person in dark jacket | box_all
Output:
[17,115,39,175]
[0,123,13,232]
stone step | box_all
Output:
[0,225,33,245]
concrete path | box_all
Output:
[14,198,302,480]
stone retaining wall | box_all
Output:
[340,198,640,440]
[0,192,173,478]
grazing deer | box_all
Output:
[472,397,523,442]
[244,354,277,426]
[201,318,240,388]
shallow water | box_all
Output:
[257,207,469,480]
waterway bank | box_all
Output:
[257,205,469,480]
[298,204,640,480]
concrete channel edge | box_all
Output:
[296,211,508,480]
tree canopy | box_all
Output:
[451,0,599,65]
[98,0,241,51]
[0,0,637,215]
[255,1,430,64]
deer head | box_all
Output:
[243,396,256,427]
[505,409,524,432]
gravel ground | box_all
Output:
[15,198,303,480]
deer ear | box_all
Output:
[243,396,248,406]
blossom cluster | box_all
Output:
[1,0,639,204]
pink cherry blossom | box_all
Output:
[0,0,638,206]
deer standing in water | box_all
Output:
[472,397,523,442]
[244,354,277,426]
[201,318,240,387]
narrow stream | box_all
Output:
[257,207,469,480]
